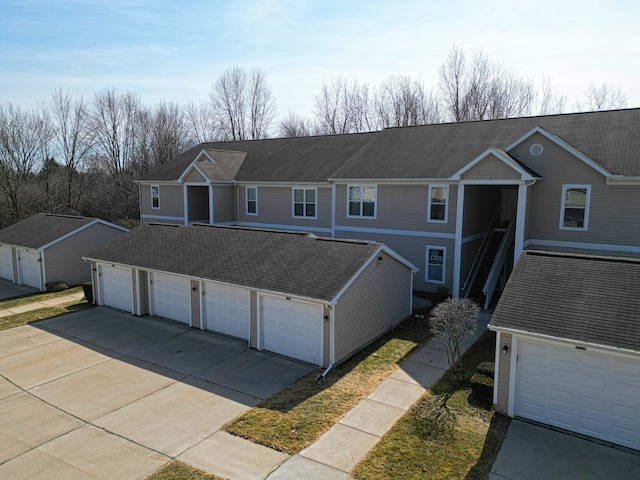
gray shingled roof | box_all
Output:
[0,213,98,249]
[332,108,640,179]
[490,251,640,352]
[138,132,377,183]
[86,223,388,302]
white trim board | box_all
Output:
[238,222,332,234]
[335,225,456,240]
[524,239,640,255]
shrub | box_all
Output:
[470,372,494,401]
[45,281,69,292]
[477,361,495,378]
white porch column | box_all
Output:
[209,184,214,224]
[453,183,465,298]
[514,183,527,263]
[182,184,188,225]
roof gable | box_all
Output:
[452,147,540,181]
[490,251,640,352]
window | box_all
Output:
[293,188,317,218]
[348,185,376,218]
[560,185,590,230]
[426,246,446,284]
[428,185,448,222]
[246,187,257,215]
[151,185,160,209]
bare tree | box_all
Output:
[210,67,277,140]
[0,103,53,221]
[278,110,314,137]
[374,75,441,128]
[439,46,535,121]
[46,88,94,212]
[577,83,627,111]
[313,77,375,134]
[429,297,480,383]
[536,76,566,115]
[185,100,221,143]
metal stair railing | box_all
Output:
[462,208,501,297]
[482,211,517,308]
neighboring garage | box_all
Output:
[0,213,128,291]
[85,223,417,367]
[490,251,640,450]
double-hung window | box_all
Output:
[151,185,160,209]
[426,246,446,284]
[428,185,448,222]
[348,185,376,218]
[560,185,590,230]
[246,187,258,215]
[293,188,317,218]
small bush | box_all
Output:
[470,373,493,401]
[45,281,70,292]
[477,361,495,378]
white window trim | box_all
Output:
[246,186,258,216]
[151,185,160,210]
[426,245,446,284]
[427,184,448,223]
[346,184,377,219]
[292,187,318,219]
[559,184,591,231]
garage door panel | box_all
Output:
[516,340,640,450]
[151,272,191,324]
[0,246,13,281]
[204,282,250,340]
[18,250,41,289]
[100,265,133,312]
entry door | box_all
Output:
[17,249,41,289]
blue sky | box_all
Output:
[1,0,638,118]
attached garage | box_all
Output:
[99,264,134,313]
[491,251,640,450]
[85,223,416,367]
[514,339,640,449]
[260,295,323,365]
[0,213,127,290]
[150,272,191,324]
[204,282,250,339]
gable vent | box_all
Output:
[529,143,544,156]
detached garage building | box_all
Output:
[0,213,128,290]
[490,251,640,450]
[84,223,417,367]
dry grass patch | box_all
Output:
[146,460,223,480]
[0,286,84,309]
[354,331,511,480]
[224,315,432,455]
[0,300,91,331]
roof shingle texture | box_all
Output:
[87,223,384,302]
[490,251,640,352]
[0,213,96,249]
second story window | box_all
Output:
[293,188,317,218]
[151,185,160,209]
[246,187,258,215]
[348,185,376,218]
[428,185,448,222]
[560,185,590,230]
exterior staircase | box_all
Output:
[468,230,504,303]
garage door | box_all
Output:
[0,246,13,282]
[99,264,133,313]
[151,272,191,324]
[260,295,322,366]
[17,249,41,289]
[515,340,640,449]
[204,282,250,340]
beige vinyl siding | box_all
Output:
[184,169,207,183]
[138,270,149,314]
[140,183,185,219]
[250,290,258,349]
[512,133,640,250]
[190,280,201,328]
[44,223,125,286]
[323,305,331,366]
[213,185,236,223]
[461,155,522,181]
[495,332,512,414]
[333,252,411,364]
[335,184,457,233]
[238,185,332,228]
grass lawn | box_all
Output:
[0,285,84,309]
[354,330,511,480]
[224,313,432,455]
[146,461,223,480]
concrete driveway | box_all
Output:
[0,278,37,300]
[0,307,313,479]
[490,420,640,480]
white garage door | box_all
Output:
[151,272,191,324]
[515,340,640,449]
[204,282,250,340]
[260,295,322,366]
[0,246,13,282]
[99,264,133,313]
[17,249,41,289]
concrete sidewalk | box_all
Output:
[180,312,491,480]
[0,291,86,318]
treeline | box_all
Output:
[0,46,628,228]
